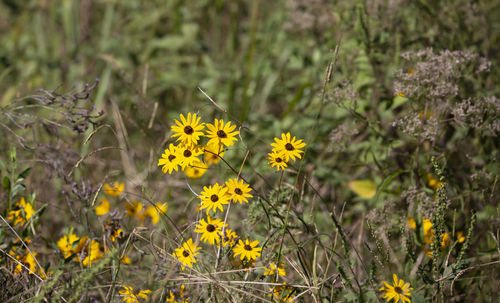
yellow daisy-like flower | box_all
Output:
[177,144,203,169]
[233,239,262,261]
[171,112,205,146]
[121,255,131,265]
[225,178,253,204]
[379,274,413,303]
[184,159,208,179]
[441,233,450,247]
[426,173,443,191]
[158,144,181,174]
[146,202,168,225]
[7,197,34,226]
[110,228,125,242]
[267,151,288,171]
[194,216,225,245]
[206,118,239,148]
[198,183,230,215]
[57,233,80,258]
[422,218,434,244]
[271,132,306,162]
[14,252,38,275]
[95,198,110,216]
[73,237,103,267]
[119,285,152,303]
[221,228,238,248]
[104,182,125,197]
[456,231,465,243]
[166,284,188,303]
[269,282,294,302]
[203,141,225,165]
[263,262,286,277]
[174,238,201,270]
[125,201,146,220]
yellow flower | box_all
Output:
[225,178,253,204]
[441,233,450,247]
[205,118,239,148]
[110,228,125,242]
[194,216,225,245]
[14,252,38,275]
[57,233,80,258]
[119,285,152,303]
[166,284,188,303]
[198,183,230,215]
[397,92,405,97]
[221,228,238,248]
[263,262,286,277]
[121,255,131,264]
[174,238,201,270]
[233,239,262,261]
[456,231,465,243]
[125,201,146,220]
[104,182,124,197]
[267,151,288,171]
[171,113,205,146]
[269,282,294,302]
[146,202,168,225]
[7,197,34,226]
[270,132,306,162]
[158,143,181,174]
[184,159,208,179]
[203,141,224,165]
[177,144,203,169]
[95,198,110,216]
[379,274,413,303]
[407,217,416,230]
[73,237,103,267]
[422,218,434,244]
[426,174,443,191]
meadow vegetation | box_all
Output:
[1,0,499,302]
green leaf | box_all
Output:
[373,170,405,205]
[347,180,377,199]
[18,167,31,179]
[10,183,26,198]
[3,176,10,190]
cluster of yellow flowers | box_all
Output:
[407,217,465,258]
[155,113,307,301]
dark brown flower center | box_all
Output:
[168,155,176,161]
[217,130,227,138]
[184,125,194,135]
[234,188,243,195]
[183,150,192,157]
[394,286,403,294]
[276,157,282,163]
[206,224,216,232]
[182,250,190,257]
[210,194,219,202]
[244,244,253,251]
[285,143,294,151]
[194,169,199,174]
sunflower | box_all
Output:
[225,178,253,204]
[269,282,295,303]
[194,216,225,245]
[145,202,168,225]
[110,228,124,242]
[198,183,230,215]
[267,151,288,171]
[271,132,306,162]
[203,141,225,165]
[184,159,208,179]
[174,238,201,270]
[119,285,152,303]
[171,113,205,146]
[206,119,239,147]
[379,274,413,303]
[166,284,188,303]
[125,201,145,220]
[263,262,286,277]
[158,144,181,174]
[94,198,110,216]
[233,238,262,261]
[177,144,203,169]
[7,197,34,226]
[104,182,124,197]
[57,233,80,258]
[220,228,238,248]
